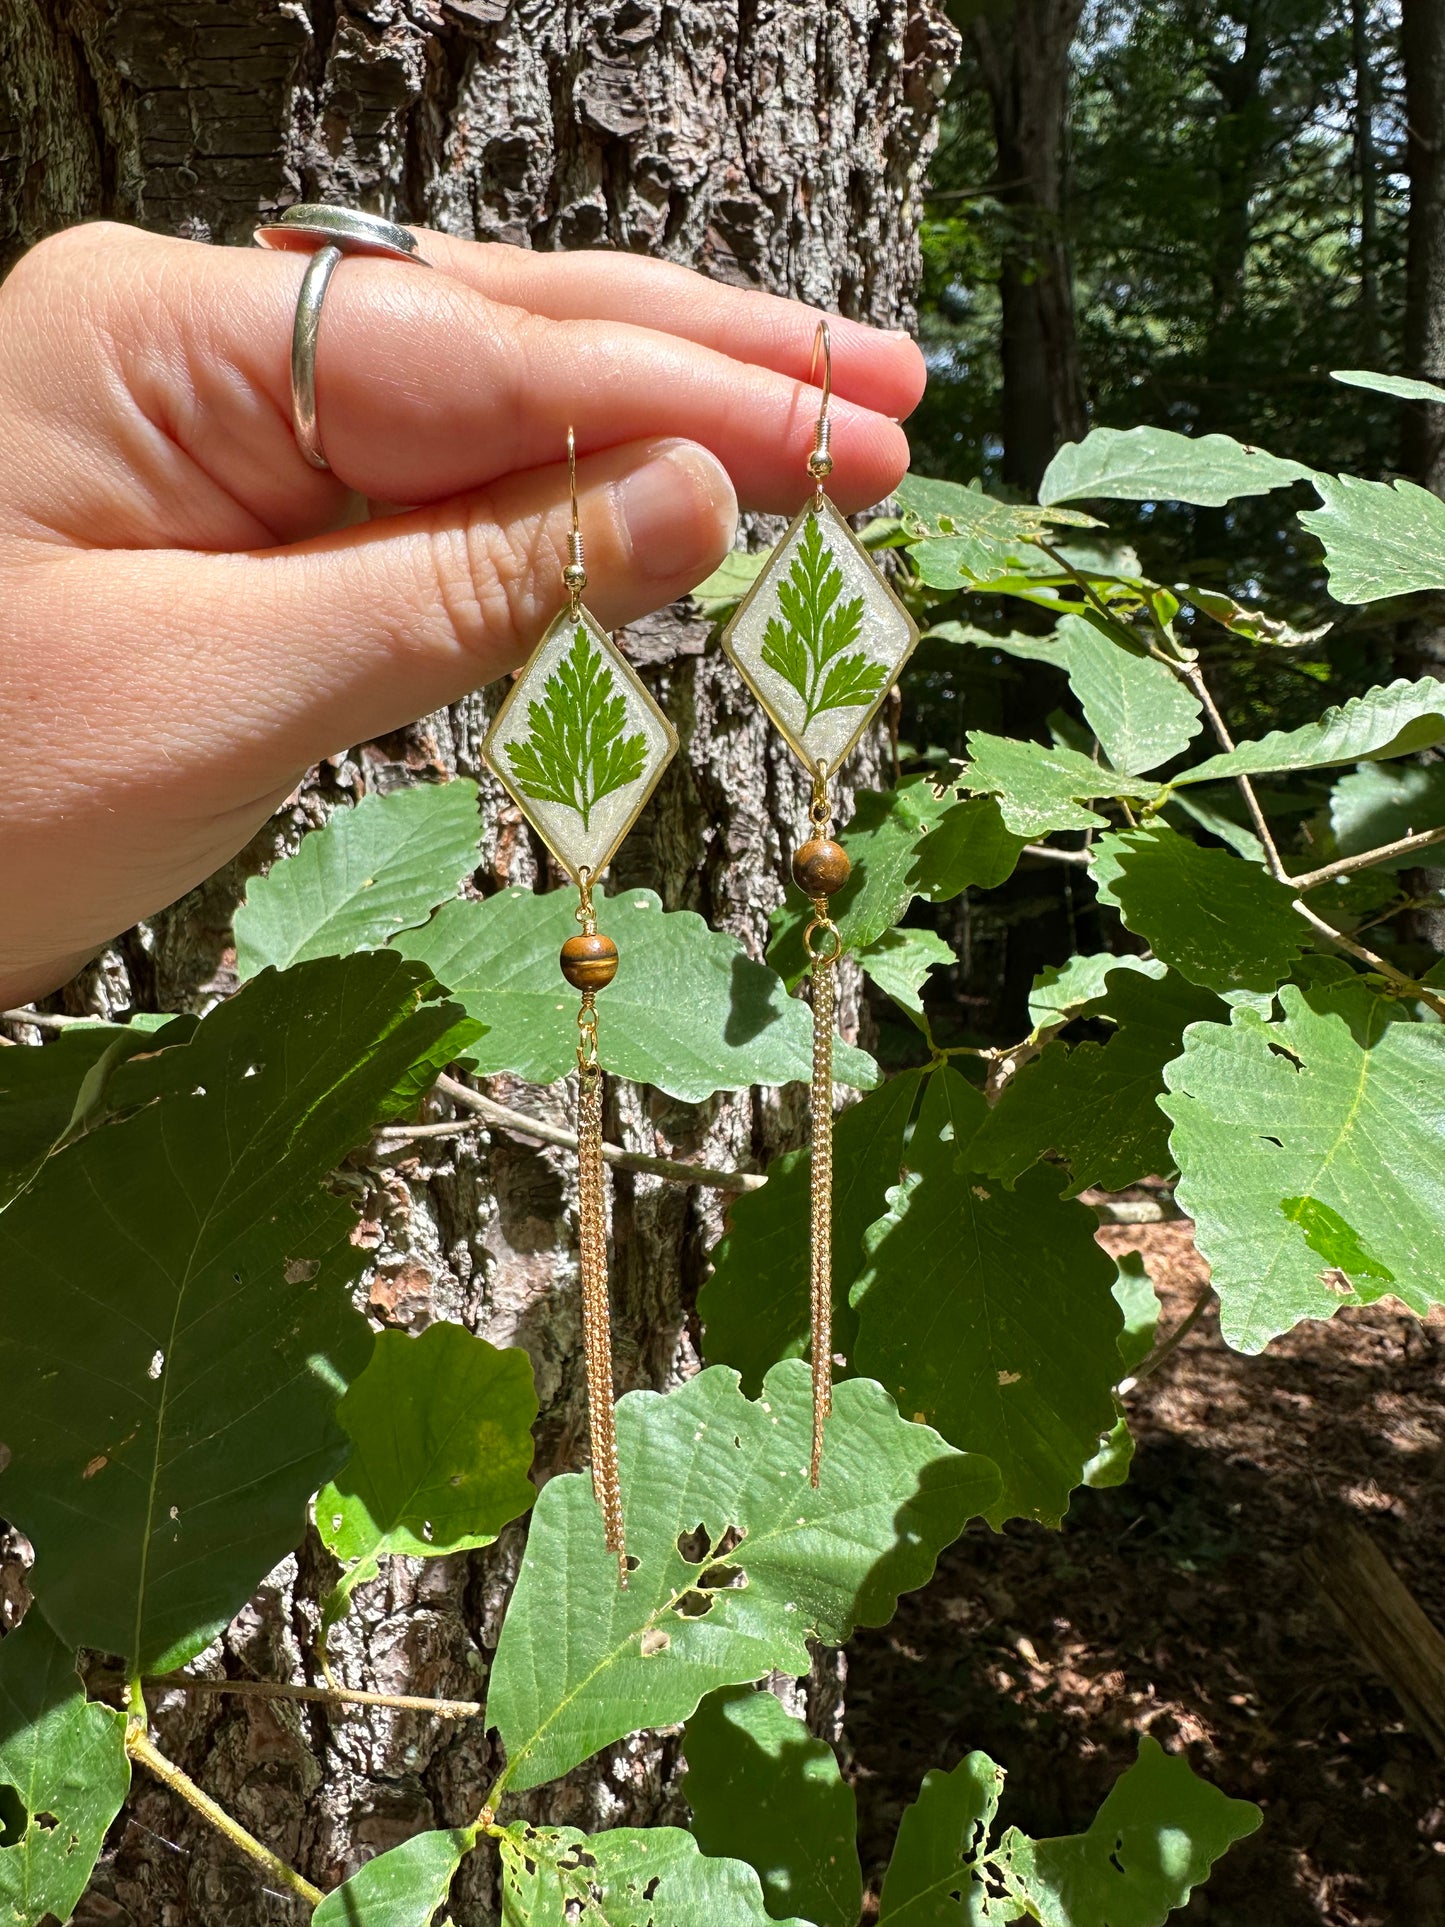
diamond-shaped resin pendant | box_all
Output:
[483,605,677,883]
[721,492,919,780]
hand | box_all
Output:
[0,222,923,1005]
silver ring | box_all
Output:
[253,204,430,472]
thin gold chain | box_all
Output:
[576,1015,627,1584]
[802,774,841,1486]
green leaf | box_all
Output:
[767,782,956,987]
[1162,968,1445,1351]
[506,629,648,831]
[487,1359,998,1791]
[1184,585,1331,650]
[0,955,464,1671]
[691,549,769,623]
[1179,677,1445,787]
[1332,367,1445,406]
[758,516,885,728]
[1112,1253,1161,1376]
[907,798,1026,904]
[858,927,957,1015]
[1027,953,1165,1031]
[0,1614,130,1927]
[853,1067,1122,1527]
[998,1736,1262,1925]
[1039,426,1312,507]
[700,1070,924,1391]
[316,1324,537,1640]
[496,1823,813,1927]
[1092,825,1305,995]
[313,1826,474,1927]
[1298,473,1445,603]
[234,780,481,977]
[877,1751,1005,1925]
[1329,760,1445,864]
[970,969,1223,1193]
[897,477,1100,577]
[959,735,1152,838]
[396,886,875,1102]
[940,619,1202,776]
[683,1687,861,1927]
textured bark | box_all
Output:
[968,0,1085,497]
[0,4,957,1921]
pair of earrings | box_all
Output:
[482,324,919,1582]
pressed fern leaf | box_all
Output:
[760,516,886,728]
[506,629,647,830]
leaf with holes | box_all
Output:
[312,1826,476,1927]
[1163,965,1445,1351]
[234,780,481,976]
[1177,677,1445,783]
[1091,824,1305,995]
[699,1069,925,1391]
[315,1324,538,1644]
[970,969,1223,1194]
[1039,426,1313,507]
[487,1359,998,1791]
[876,1750,1007,1925]
[396,885,875,1101]
[0,954,468,1672]
[496,1822,814,1927]
[683,1687,861,1927]
[852,1067,1122,1527]
[0,1613,130,1927]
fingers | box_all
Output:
[4,439,737,966]
[409,232,927,424]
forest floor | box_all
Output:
[842,1200,1445,1927]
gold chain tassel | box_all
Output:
[575,994,627,1585]
[807,929,836,1486]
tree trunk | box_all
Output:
[967,0,1086,497]
[0,4,959,1921]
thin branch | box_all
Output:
[427,1074,765,1193]
[1094,1197,1185,1225]
[1290,898,1445,1018]
[1,1007,84,1030]
[1288,825,1445,893]
[1118,1284,1215,1393]
[126,1726,323,1907]
[1022,842,1094,867]
[1176,661,1288,880]
[144,1674,483,1719]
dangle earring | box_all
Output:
[721,321,920,1484]
[482,431,678,1583]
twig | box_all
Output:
[1288,825,1445,892]
[1118,1284,1215,1393]
[1176,662,1287,878]
[144,1674,483,1719]
[1290,898,1445,1018]
[1093,1197,1185,1225]
[126,1726,323,1907]
[1022,842,1094,867]
[428,1074,765,1193]
[1,1007,84,1030]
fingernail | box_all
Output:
[616,440,738,582]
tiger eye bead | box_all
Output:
[560,932,619,991]
[792,837,850,898]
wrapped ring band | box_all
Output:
[253,205,431,471]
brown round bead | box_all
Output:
[560,932,619,991]
[792,837,851,898]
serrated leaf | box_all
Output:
[907,798,1026,903]
[0,955,464,1671]
[0,1614,130,1927]
[858,927,957,1015]
[1026,953,1166,1031]
[683,1687,861,1927]
[853,1068,1121,1527]
[699,1070,924,1391]
[1329,760,1445,863]
[896,477,1100,582]
[1162,969,1445,1351]
[1092,825,1305,995]
[757,517,883,728]
[998,1736,1262,1926]
[877,1751,1006,1925]
[497,1823,814,1927]
[767,782,956,987]
[959,736,1152,838]
[1333,367,1445,405]
[970,969,1222,1193]
[1040,426,1312,507]
[396,887,874,1102]
[316,1324,537,1640]
[487,1359,998,1791]
[1298,474,1445,603]
[506,630,649,830]
[1179,677,1445,788]
[235,780,481,977]
[313,1826,475,1927]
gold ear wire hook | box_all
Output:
[564,425,587,612]
[806,319,834,501]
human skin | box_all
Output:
[0,222,924,1005]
